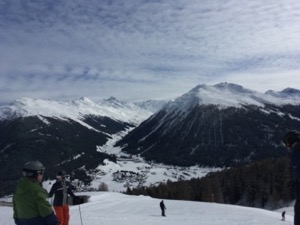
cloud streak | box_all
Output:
[0,0,300,104]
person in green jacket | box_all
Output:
[13,161,59,225]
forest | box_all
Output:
[125,157,294,209]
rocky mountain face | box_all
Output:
[0,97,155,196]
[116,83,300,167]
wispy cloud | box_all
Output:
[0,0,300,104]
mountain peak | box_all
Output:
[0,97,153,125]
[281,88,300,96]
[213,82,253,94]
[79,96,92,101]
[72,97,95,105]
[266,87,300,99]
[177,83,258,109]
[99,96,127,109]
[167,83,300,113]
[106,96,118,102]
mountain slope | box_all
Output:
[117,83,300,167]
[0,97,153,196]
[0,192,294,225]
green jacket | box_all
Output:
[13,177,58,225]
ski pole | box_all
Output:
[78,203,83,225]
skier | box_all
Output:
[160,200,166,217]
[49,171,77,225]
[13,161,59,225]
[282,211,286,221]
[283,130,300,225]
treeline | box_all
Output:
[125,157,294,209]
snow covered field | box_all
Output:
[0,192,294,225]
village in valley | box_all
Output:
[85,152,219,192]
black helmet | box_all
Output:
[23,161,45,177]
[283,130,300,147]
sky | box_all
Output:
[0,192,294,225]
[1,0,300,104]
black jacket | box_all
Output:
[160,201,166,210]
[49,180,76,206]
[290,142,300,199]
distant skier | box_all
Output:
[282,211,286,221]
[160,200,166,217]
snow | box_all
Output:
[135,99,170,113]
[166,83,300,114]
[0,192,294,225]
[88,158,218,192]
[87,132,220,192]
[1,83,299,125]
[0,97,152,125]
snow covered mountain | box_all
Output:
[163,83,300,113]
[135,99,170,113]
[0,96,157,196]
[0,96,153,125]
[265,87,300,99]
[2,83,300,197]
[117,83,300,167]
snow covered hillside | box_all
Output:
[0,97,155,125]
[165,83,300,113]
[0,192,293,225]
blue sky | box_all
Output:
[1,0,300,104]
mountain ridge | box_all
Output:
[0,96,158,126]
[1,83,299,121]
[165,83,300,115]
[116,83,300,167]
